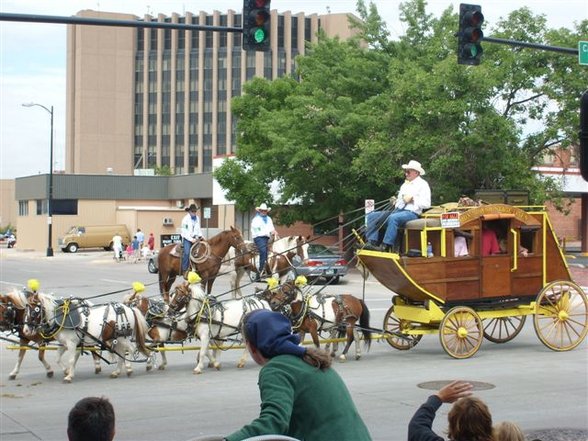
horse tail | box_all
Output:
[131,307,152,357]
[359,299,372,351]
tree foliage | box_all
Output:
[214,0,587,227]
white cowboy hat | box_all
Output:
[256,203,271,211]
[401,160,426,175]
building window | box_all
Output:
[36,199,47,215]
[18,200,29,216]
[52,199,78,215]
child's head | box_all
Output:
[494,421,525,441]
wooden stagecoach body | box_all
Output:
[357,204,587,358]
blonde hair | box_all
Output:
[494,421,525,441]
[447,396,493,441]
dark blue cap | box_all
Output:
[245,310,306,359]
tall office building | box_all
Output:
[66,9,356,176]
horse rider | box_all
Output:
[251,203,278,281]
[181,203,204,278]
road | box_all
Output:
[0,248,586,441]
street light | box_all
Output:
[22,102,54,257]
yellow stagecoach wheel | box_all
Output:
[439,306,483,359]
[382,305,422,350]
[533,280,588,351]
[483,315,527,344]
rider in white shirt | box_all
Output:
[251,203,277,280]
[181,204,203,276]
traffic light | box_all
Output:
[243,0,271,52]
[580,90,588,181]
[457,4,484,65]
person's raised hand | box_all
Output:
[435,380,473,403]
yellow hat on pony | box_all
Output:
[27,279,40,292]
[132,281,145,293]
[266,277,279,290]
[187,271,201,284]
[295,275,307,287]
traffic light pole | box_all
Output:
[483,36,579,55]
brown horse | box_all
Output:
[262,280,372,361]
[156,226,245,302]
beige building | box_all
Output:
[11,9,356,252]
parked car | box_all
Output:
[294,243,348,284]
[59,225,130,253]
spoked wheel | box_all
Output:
[440,306,483,359]
[382,305,422,350]
[483,316,527,343]
[533,280,588,351]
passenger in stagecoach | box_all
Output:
[224,309,372,441]
[364,160,431,252]
[251,203,278,281]
[482,222,502,256]
[181,203,204,278]
[454,229,473,257]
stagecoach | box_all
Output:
[356,203,588,359]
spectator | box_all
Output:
[147,232,155,251]
[454,229,472,257]
[111,232,123,262]
[126,243,134,261]
[225,310,372,441]
[131,235,141,260]
[364,160,431,252]
[250,203,278,281]
[408,380,493,441]
[494,421,525,441]
[135,228,145,248]
[67,396,115,441]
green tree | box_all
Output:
[214,0,584,227]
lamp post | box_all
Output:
[22,102,54,257]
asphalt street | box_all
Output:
[0,248,586,441]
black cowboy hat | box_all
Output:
[185,203,199,212]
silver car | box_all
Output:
[294,243,348,284]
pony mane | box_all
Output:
[123,291,141,303]
[188,283,206,300]
[6,289,27,309]
[37,292,57,310]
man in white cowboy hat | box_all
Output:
[364,160,431,252]
[251,203,278,281]
[181,203,204,276]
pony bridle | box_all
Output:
[0,301,17,331]
[25,300,45,330]
[169,285,191,313]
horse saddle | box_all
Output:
[53,298,89,330]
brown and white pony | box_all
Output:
[0,290,102,380]
[156,226,246,302]
[261,280,372,361]
[24,292,151,383]
[231,235,309,298]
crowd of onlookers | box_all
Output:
[111,228,156,263]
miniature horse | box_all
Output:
[0,290,102,380]
[231,235,309,298]
[156,227,245,302]
[24,292,151,383]
[169,281,271,374]
[263,280,372,361]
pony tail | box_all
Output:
[303,347,332,370]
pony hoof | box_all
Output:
[110,373,119,379]
[158,365,166,371]
[94,368,101,375]
[207,362,215,368]
[8,374,16,380]
[214,363,221,371]
[126,370,133,377]
[146,365,152,372]
[355,355,361,361]
[47,371,54,378]
[193,368,203,375]
[338,355,347,362]
[63,378,72,384]
[237,362,246,369]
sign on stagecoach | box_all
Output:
[440,211,460,228]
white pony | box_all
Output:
[23,292,151,383]
[169,277,271,374]
[230,235,309,298]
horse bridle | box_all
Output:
[0,300,18,331]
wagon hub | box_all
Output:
[457,327,468,338]
[558,310,569,321]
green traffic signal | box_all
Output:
[458,4,484,65]
[253,28,266,43]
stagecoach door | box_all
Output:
[481,218,513,298]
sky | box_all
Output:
[0,1,586,179]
